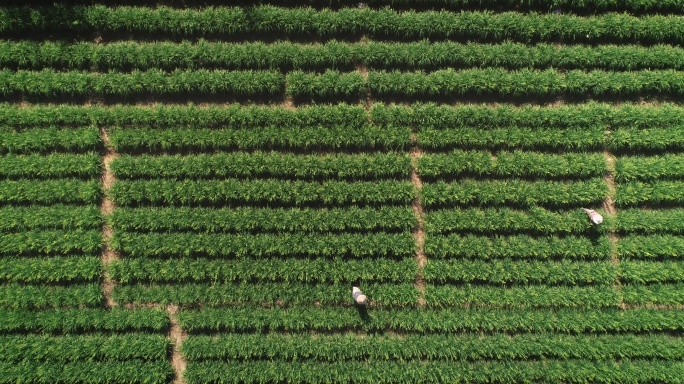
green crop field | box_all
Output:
[2,1,684,383]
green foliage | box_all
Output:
[621,261,684,284]
[112,152,411,181]
[178,307,684,333]
[0,308,169,334]
[425,234,610,260]
[0,153,101,179]
[369,69,684,99]
[185,360,684,383]
[0,257,101,283]
[425,207,604,235]
[424,260,616,285]
[0,334,169,362]
[0,179,101,205]
[617,208,684,235]
[421,178,607,208]
[623,284,684,305]
[425,285,620,308]
[0,205,102,232]
[112,232,415,259]
[0,127,101,154]
[110,126,410,153]
[611,127,684,152]
[287,70,366,101]
[112,206,415,234]
[616,154,684,182]
[0,69,284,98]
[5,41,684,71]
[616,181,684,207]
[183,333,684,362]
[419,150,605,180]
[3,6,684,44]
[0,361,172,384]
[619,235,684,260]
[0,284,103,309]
[419,127,605,152]
[114,283,418,307]
[110,179,414,207]
[110,258,415,284]
[0,230,102,256]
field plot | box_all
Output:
[2,1,684,383]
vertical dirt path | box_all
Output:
[603,149,622,307]
[411,133,427,307]
[168,305,188,384]
[100,127,119,308]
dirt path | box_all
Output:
[410,133,427,307]
[603,149,622,307]
[100,127,120,308]
[168,305,188,384]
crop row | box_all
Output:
[425,207,605,235]
[0,308,169,334]
[111,206,415,234]
[0,205,101,231]
[622,284,684,305]
[112,232,415,259]
[185,360,684,384]
[425,234,610,261]
[110,179,414,207]
[109,258,415,284]
[110,126,410,153]
[111,152,411,181]
[0,334,168,362]
[0,230,102,255]
[0,103,365,129]
[422,259,684,285]
[178,307,684,333]
[5,41,684,71]
[420,127,605,152]
[0,257,100,284]
[114,283,623,309]
[107,259,684,286]
[0,128,101,154]
[424,260,616,285]
[4,102,684,130]
[0,69,283,98]
[425,285,619,309]
[617,181,684,207]
[621,262,684,284]
[618,208,684,234]
[419,150,605,180]
[421,179,607,209]
[113,283,418,307]
[0,153,101,179]
[3,6,684,44]
[365,69,684,99]
[0,180,101,205]
[619,235,684,260]
[0,283,102,309]
[3,69,684,100]
[610,127,684,153]
[183,333,684,362]
[0,361,171,384]
[616,154,684,182]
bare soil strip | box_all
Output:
[603,149,623,307]
[168,305,188,384]
[100,127,120,308]
[410,133,427,307]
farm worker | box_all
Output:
[582,208,603,225]
[352,286,367,305]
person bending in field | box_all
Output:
[352,286,367,305]
[582,208,603,225]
